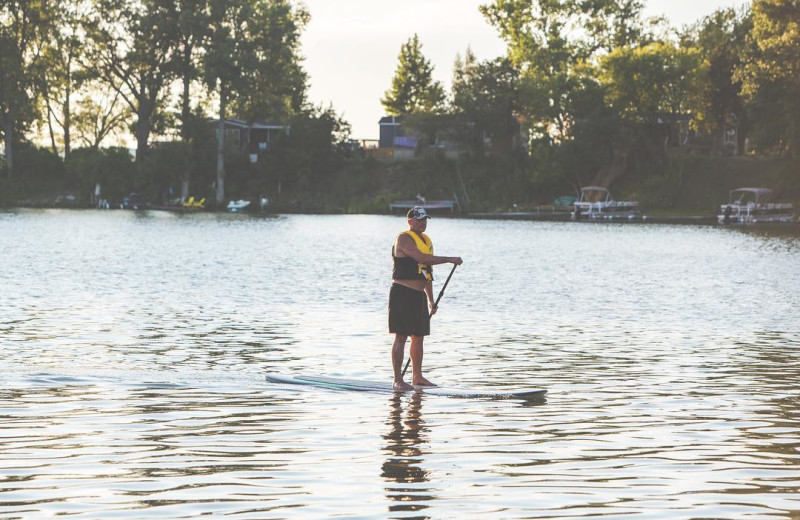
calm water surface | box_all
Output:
[1,209,799,519]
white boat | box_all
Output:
[226,199,251,212]
[717,188,795,225]
[572,187,641,220]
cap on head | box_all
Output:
[407,206,430,220]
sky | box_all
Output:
[300,0,747,140]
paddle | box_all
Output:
[401,263,458,378]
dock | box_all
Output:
[470,210,717,225]
[390,199,458,214]
[471,205,572,221]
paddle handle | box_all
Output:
[401,263,458,378]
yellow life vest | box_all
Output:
[403,230,433,255]
[392,231,434,281]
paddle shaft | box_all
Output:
[401,263,457,378]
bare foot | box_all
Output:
[393,380,414,392]
[412,376,437,387]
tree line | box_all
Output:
[382,0,800,200]
[2,0,799,211]
[1,0,349,208]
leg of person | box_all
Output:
[410,335,435,387]
[392,334,413,391]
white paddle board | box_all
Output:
[266,373,546,400]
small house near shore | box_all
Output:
[378,116,406,148]
[378,115,466,160]
[377,113,525,159]
[209,118,290,163]
[377,115,417,160]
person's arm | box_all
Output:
[425,280,436,316]
[395,234,463,266]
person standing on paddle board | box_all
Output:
[390,206,463,391]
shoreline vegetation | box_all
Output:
[2,152,797,221]
[3,1,800,219]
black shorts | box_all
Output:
[388,283,430,336]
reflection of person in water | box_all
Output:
[381,393,432,511]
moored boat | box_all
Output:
[572,186,641,220]
[717,188,795,225]
[226,199,251,212]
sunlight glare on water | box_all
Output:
[1,209,799,519]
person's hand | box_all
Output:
[429,301,437,316]
[451,257,463,266]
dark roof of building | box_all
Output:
[209,118,288,129]
[379,115,404,125]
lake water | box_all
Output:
[1,209,799,519]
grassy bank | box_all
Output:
[274,153,800,217]
[3,147,798,217]
[618,154,799,217]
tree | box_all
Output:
[174,0,210,200]
[86,0,181,162]
[477,0,661,192]
[204,0,308,206]
[480,0,650,141]
[0,0,47,178]
[175,0,209,133]
[230,0,307,120]
[72,83,132,148]
[266,104,351,195]
[451,51,520,153]
[740,0,800,156]
[684,7,752,154]
[381,34,445,115]
[481,0,648,62]
[36,0,91,160]
[600,42,706,146]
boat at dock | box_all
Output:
[717,188,795,225]
[572,187,641,220]
[226,200,251,212]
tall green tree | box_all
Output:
[204,0,308,206]
[480,0,649,61]
[36,0,91,160]
[0,0,48,178]
[685,7,752,154]
[480,0,649,141]
[174,0,210,200]
[600,41,706,146]
[479,0,654,191]
[86,0,182,162]
[451,50,520,154]
[230,0,307,120]
[175,0,209,134]
[740,0,800,156]
[268,104,351,194]
[72,83,131,149]
[381,34,445,115]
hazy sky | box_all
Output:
[300,0,747,139]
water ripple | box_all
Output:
[1,211,799,518]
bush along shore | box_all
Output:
[1,144,798,220]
